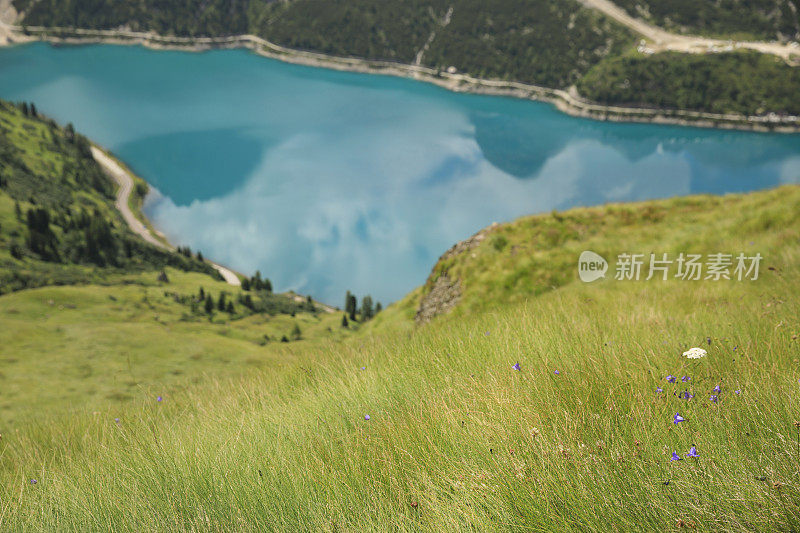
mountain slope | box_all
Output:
[2,184,800,530]
[373,184,800,327]
[0,100,354,425]
[0,99,220,292]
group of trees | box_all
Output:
[577,51,800,116]
[0,99,218,293]
[241,271,272,292]
[342,291,382,327]
[195,286,236,315]
[176,246,204,262]
[612,0,800,41]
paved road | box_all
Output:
[91,146,241,286]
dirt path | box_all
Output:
[91,146,241,286]
[578,0,800,63]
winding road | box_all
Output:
[577,0,799,63]
[91,146,242,286]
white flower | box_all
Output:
[683,347,707,359]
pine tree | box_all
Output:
[226,301,235,314]
[199,287,205,300]
[375,302,382,314]
[217,292,226,312]
[345,291,357,321]
[204,294,214,314]
[291,323,302,340]
[361,295,374,320]
[241,278,251,291]
[341,314,349,328]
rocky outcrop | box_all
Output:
[414,223,497,324]
[414,274,462,324]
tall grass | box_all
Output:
[2,260,798,530]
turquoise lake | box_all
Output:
[1,42,799,304]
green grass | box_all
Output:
[1,185,799,529]
[0,267,351,427]
[398,185,800,323]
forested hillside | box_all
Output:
[611,0,800,41]
[12,0,800,117]
[578,51,800,115]
[0,99,223,292]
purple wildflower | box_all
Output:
[710,395,718,403]
[656,387,663,393]
[157,396,163,402]
[733,346,738,351]
[30,479,37,484]
[673,412,685,424]
[364,414,370,421]
[114,418,120,424]
[485,331,490,336]
[735,389,741,395]
[666,375,677,383]
[686,446,699,458]
[679,391,694,400]
[670,451,682,461]
[361,367,366,370]
[512,362,521,371]
[681,376,691,383]
[712,385,721,393]
[554,370,560,375]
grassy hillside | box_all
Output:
[1,184,799,529]
[11,0,800,116]
[0,268,350,426]
[0,100,218,292]
[393,185,800,325]
[0,100,364,426]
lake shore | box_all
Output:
[2,22,799,133]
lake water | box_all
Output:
[1,42,799,305]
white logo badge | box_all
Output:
[578,251,607,282]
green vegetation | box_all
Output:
[0,267,349,426]
[13,0,800,117]
[423,0,632,87]
[0,100,219,293]
[14,0,635,89]
[578,51,800,115]
[612,0,800,41]
[0,100,352,427]
[402,185,800,322]
[1,183,800,528]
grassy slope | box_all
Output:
[0,101,218,292]
[1,185,799,529]
[0,268,350,426]
[392,185,800,323]
[0,101,357,429]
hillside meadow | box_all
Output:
[1,185,799,530]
